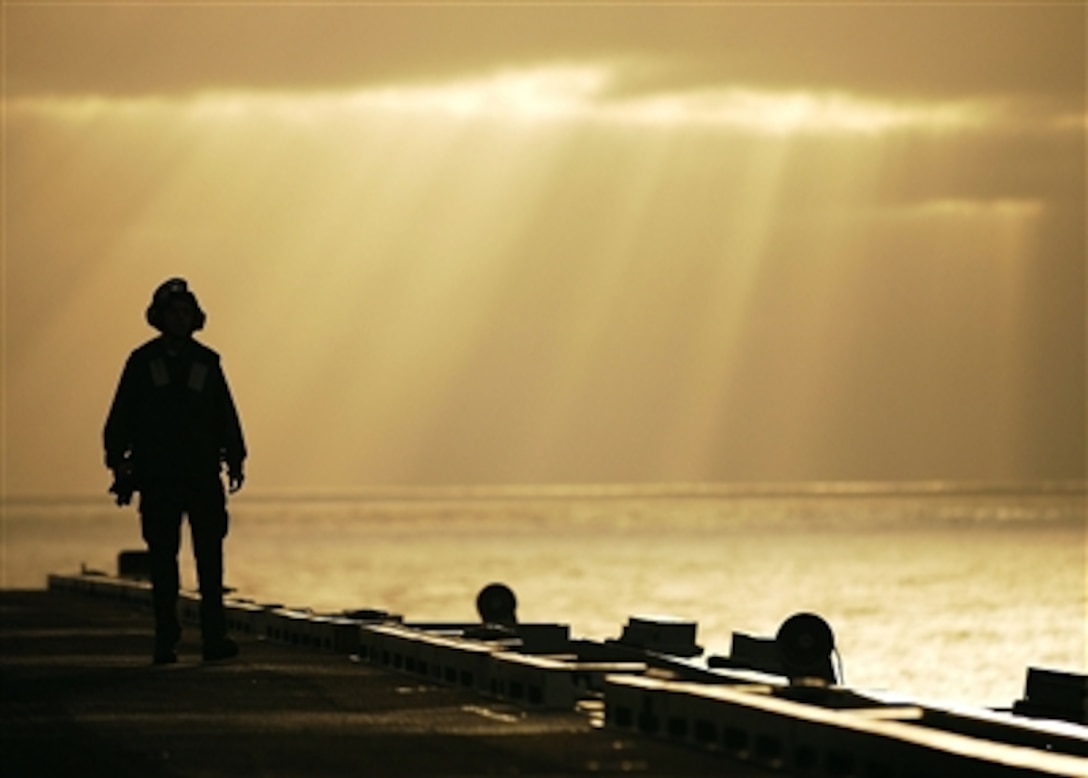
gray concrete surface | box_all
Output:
[1,590,773,777]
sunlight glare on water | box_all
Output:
[3,485,1083,708]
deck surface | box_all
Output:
[0,589,773,777]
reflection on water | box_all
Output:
[3,486,1084,708]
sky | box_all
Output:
[2,1,1085,498]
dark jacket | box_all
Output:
[104,337,246,487]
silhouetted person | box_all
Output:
[104,278,246,664]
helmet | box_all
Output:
[146,277,206,332]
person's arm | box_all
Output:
[218,363,247,493]
[103,356,138,504]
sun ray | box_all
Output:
[6,60,1067,489]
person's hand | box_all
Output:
[110,481,134,506]
[109,465,136,506]
[228,468,245,494]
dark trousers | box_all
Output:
[139,476,229,647]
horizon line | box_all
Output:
[3,479,1085,507]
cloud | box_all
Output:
[6,3,1083,105]
[9,63,1008,138]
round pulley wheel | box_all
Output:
[476,582,518,625]
[775,612,835,670]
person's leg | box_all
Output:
[139,493,184,664]
[188,477,236,660]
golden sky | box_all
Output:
[3,2,1085,497]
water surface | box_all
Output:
[3,484,1083,708]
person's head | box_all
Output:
[146,278,206,338]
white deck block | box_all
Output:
[118,579,153,607]
[417,632,500,691]
[264,608,316,648]
[305,615,361,653]
[359,624,504,693]
[604,675,1088,777]
[488,653,648,709]
[223,599,267,638]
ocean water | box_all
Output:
[3,484,1084,709]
